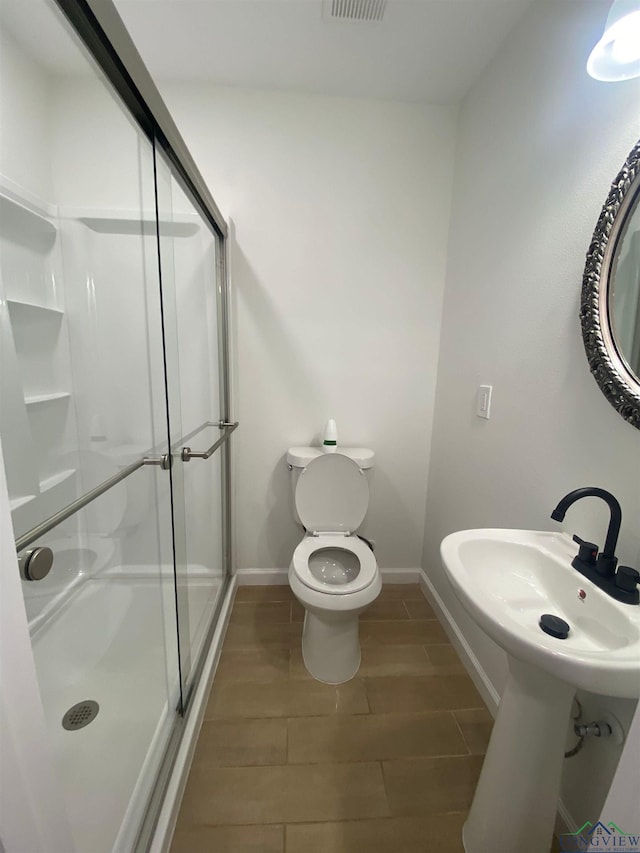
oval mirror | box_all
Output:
[581,140,640,429]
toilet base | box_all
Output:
[301,609,362,684]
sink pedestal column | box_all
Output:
[463,656,575,853]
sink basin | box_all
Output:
[441,528,640,699]
[440,528,640,853]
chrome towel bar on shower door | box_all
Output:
[181,420,238,462]
[15,420,238,564]
[15,453,172,555]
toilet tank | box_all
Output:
[287,446,375,526]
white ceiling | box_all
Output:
[0,0,533,105]
[112,0,533,104]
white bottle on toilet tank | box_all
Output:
[322,418,337,453]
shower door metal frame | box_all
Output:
[48,0,235,848]
[54,0,227,241]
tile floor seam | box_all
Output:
[281,754,471,766]
[379,758,392,818]
[420,643,432,662]
[281,811,473,826]
[451,711,472,755]
[364,682,371,713]
[285,715,290,764]
[286,709,469,720]
[381,752,480,764]
[288,813,468,824]
[187,821,290,828]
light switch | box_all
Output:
[477,385,492,419]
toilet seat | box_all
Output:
[292,534,377,595]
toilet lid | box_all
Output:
[295,453,369,533]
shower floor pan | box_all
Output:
[30,567,223,853]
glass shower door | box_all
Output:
[154,151,230,702]
[0,1,183,850]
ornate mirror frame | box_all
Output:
[581,140,640,430]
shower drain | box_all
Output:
[62,700,99,731]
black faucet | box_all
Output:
[551,487,639,605]
[551,487,621,575]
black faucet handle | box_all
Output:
[615,566,640,593]
[572,535,598,565]
[596,552,618,577]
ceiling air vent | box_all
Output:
[322,0,387,23]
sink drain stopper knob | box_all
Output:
[539,613,570,639]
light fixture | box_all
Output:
[587,0,640,81]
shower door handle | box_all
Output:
[19,546,54,581]
[181,421,238,462]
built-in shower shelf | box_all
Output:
[8,471,76,511]
[65,208,199,238]
[7,299,64,320]
[0,175,57,220]
[0,190,57,251]
[9,494,36,512]
[40,468,76,493]
[25,392,71,407]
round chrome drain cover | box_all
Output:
[62,700,99,731]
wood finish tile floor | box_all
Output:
[171,584,558,852]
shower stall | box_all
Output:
[0,1,234,850]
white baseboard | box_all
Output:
[234,567,421,585]
[418,569,500,715]
[234,568,289,585]
[149,575,237,853]
[556,801,577,837]
[380,567,421,583]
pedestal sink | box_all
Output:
[440,529,640,853]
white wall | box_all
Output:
[49,77,154,212]
[422,0,640,829]
[158,84,458,570]
[0,28,53,202]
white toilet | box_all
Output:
[287,446,381,684]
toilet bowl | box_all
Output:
[287,451,381,684]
